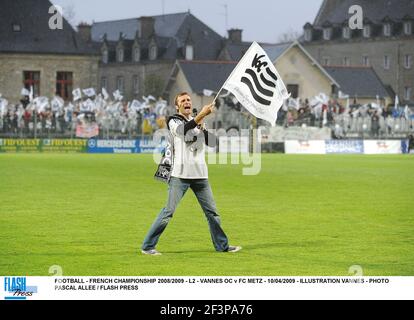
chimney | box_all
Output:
[228,29,243,43]
[77,23,92,42]
[139,16,155,39]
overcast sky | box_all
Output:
[51,0,323,43]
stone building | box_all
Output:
[90,12,224,101]
[0,0,99,103]
[217,33,391,105]
[165,42,390,129]
[301,0,414,106]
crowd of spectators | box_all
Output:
[0,93,171,139]
[276,97,414,139]
[1,91,413,140]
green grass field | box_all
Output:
[0,154,413,276]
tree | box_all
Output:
[277,28,301,42]
[63,4,77,28]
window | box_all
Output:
[149,45,157,60]
[362,55,370,66]
[185,45,194,60]
[133,75,139,94]
[343,57,350,66]
[363,25,371,38]
[383,24,391,37]
[116,76,124,92]
[404,55,412,69]
[304,29,312,42]
[323,28,331,40]
[404,22,412,35]
[56,72,73,100]
[405,87,412,101]
[117,48,124,63]
[23,71,40,96]
[102,49,108,64]
[343,27,350,39]
[287,84,299,99]
[322,56,330,66]
[12,23,21,32]
[133,47,140,62]
[384,55,390,69]
[101,77,107,90]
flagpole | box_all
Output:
[212,88,224,105]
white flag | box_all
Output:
[29,86,34,102]
[155,99,167,114]
[83,88,96,97]
[33,97,49,112]
[338,91,349,99]
[0,98,8,115]
[395,95,399,109]
[130,100,142,111]
[287,98,300,110]
[113,90,123,101]
[72,88,82,101]
[51,96,64,110]
[404,105,411,119]
[80,99,95,112]
[315,92,329,105]
[102,88,109,101]
[222,42,290,125]
[21,88,30,96]
[203,89,215,97]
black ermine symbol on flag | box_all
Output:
[241,54,278,106]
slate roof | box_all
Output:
[222,43,251,61]
[324,66,390,98]
[92,13,188,42]
[314,0,414,26]
[305,0,414,41]
[262,43,293,61]
[0,0,97,55]
[93,12,224,62]
[174,61,389,100]
[221,42,293,62]
[178,60,237,94]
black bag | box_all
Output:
[154,119,176,184]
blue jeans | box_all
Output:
[142,177,229,252]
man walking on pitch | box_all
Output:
[141,92,242,255]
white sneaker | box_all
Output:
[227,246,242,253]
[141,249,162,256]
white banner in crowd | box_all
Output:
[101,88,109,101]
[51,96,64,109]
[113,90,123,101]
[21,88,30,96]
[82,88,96,98]
[72,88,82,101]
[203,89,215,97]
[222,42,290,126]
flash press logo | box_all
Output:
[4,277,37,300]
